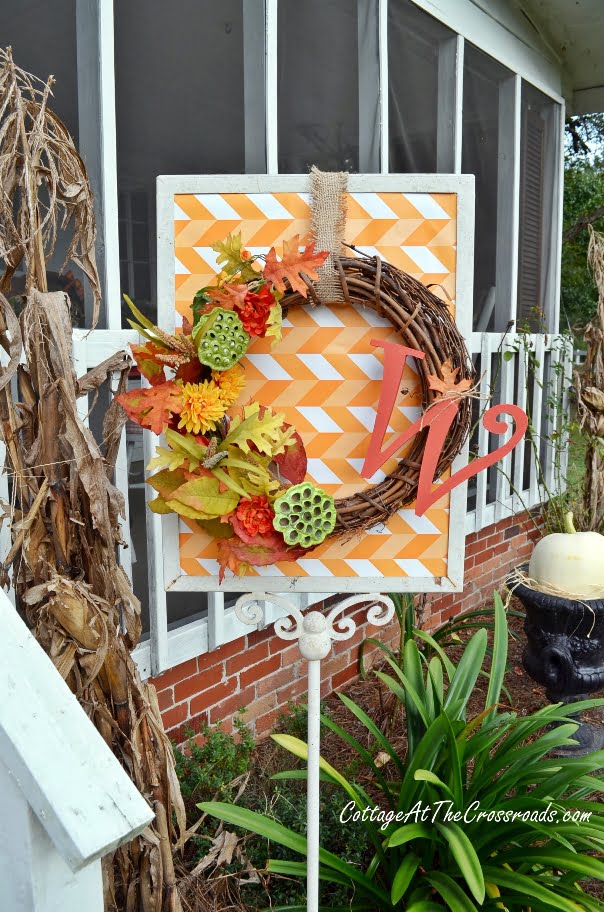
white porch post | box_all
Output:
[235,592,395,912]
[0,765,104,912]
[0,593,153,911]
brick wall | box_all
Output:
[153,510,540,744]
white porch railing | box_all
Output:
[465,331,573,535]
[0,590,153,911]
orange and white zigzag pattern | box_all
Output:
[173,191,457,580]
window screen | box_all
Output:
[517,83,561,332]
[388,0,455,173]
[462,44,512,331]
[114,0,248,326]
[278,0,363,173]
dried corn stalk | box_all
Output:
[577,226,604,529]
[0,47,185,911]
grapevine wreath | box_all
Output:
[118,233,473,580]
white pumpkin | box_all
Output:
[529,513,604,599]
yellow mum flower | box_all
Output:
[212,363,246,408]
[178,381,226,435]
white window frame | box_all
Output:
[69,0,568,677]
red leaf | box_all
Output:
[174,358,204,383]
[217,530,307,581]
[130,341,167,386]
[273,428,307,484]
[263,234,329,297]
[116,382,183,434]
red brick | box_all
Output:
[240,652,281,689]
[189,679,237,717]
[156,687,174,712]
[465,538,486,558]
[280,643,302,665]
[174,664,223,703]
[464,562,488,583]
[208,684,256,724]
[152,657,197,690]
[269,635,292,655]
[321,649,353,679]
[255,709,281,736]
[225,640,269,676]
[247,626,272,648]
[202,636,249,669]
[276,675,308,704]
[491,541,510,557]
[255,663,296,697]
[170,711,208,746]
[161,701,189,732]
[332,664,358,691]
[248,691,277,720]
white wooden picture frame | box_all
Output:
[151,173,475,595]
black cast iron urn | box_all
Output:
[512,566,604,754]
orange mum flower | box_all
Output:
[177,381,225,435]
[212,363,246,408]
[234,495,274,537]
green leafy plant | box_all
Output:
[359,591,415,679]
[173,712,254,815]
[200,594,604,910]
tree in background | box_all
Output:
[561,114,604,336]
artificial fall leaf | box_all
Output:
[174,357,204,384]
[264,302,283,348]
[148,496,173,514]
[206,282,248,311]
[192,517,235,540]
[130,341,167,386]
[117,382,183,435]
[166,475,239,521]
[165,429,208,468]
[224,447,280,499]
[427,359,473,399]
[263,234,328,297]
[220,401,295,458]
[147,431,214,473]
[147,446,187,473]
[217,530,306,581]
[147,468,191,499]
[211,232,258,281]
[273,428,307,484]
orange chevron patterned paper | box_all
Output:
[173,190,457,581]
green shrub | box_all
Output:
[174,711,254,814]
[201,594,604,911]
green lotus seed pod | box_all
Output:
[193,307,249,371]
[273,482,336,547]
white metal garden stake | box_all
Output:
[235,592,395,912]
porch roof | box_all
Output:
[521,0,604,113]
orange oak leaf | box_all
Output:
[117,382,183,435]
[206,282,248,311]
[427,359,473,399]
[130,341,168,386]
[217,530,307,582]
[263,234,329,297]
